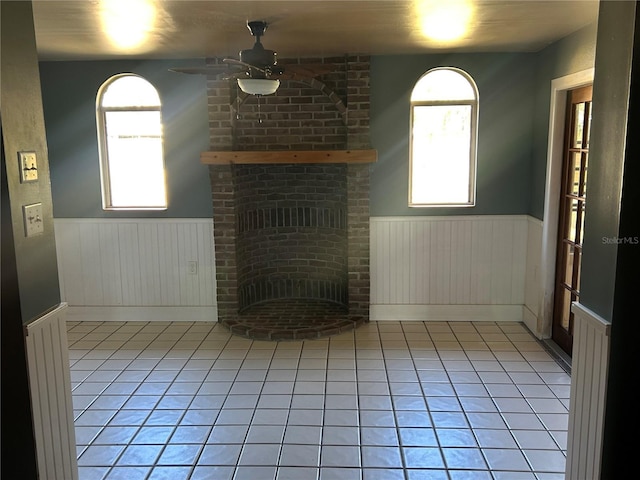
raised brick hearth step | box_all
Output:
[219,300,366,341]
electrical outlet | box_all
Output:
[23,203,44,237]
[19,151,38,182]
[187,261,198,275]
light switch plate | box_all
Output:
[23,203,44,237]
[19,151,38,182]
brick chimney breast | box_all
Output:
[205,56,372,340]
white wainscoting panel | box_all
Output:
[54,219,217,321]
[25,303,78,480]
[370,216,528,321]
[566,302,611,480]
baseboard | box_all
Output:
[66,306,218,322]
[370,304,524,322]
[522,304,540,338]
[68,304,524,323]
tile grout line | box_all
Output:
[69,320,570,480]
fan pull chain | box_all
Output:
[257,94,263,123]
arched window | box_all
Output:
[96,74,167,210]
[409,67,478,206]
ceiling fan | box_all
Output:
[170,20,337,95]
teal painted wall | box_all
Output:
[370,53,537,217]
[2,1,61,323]
[580,3,634,321]
[39,59,212,218]
[41,29,597,221]
[530,22,598,220]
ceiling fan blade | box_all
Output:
[221,72,247,80]
[222,58,246,66]
[222,58,268,74]
[169,66,238,76]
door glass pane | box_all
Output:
[582,155,588,197]
[568,199,579,243]
[567,199,586,245]
[560,288,573,331]
[572,102,586,148]
[564,243,575,287]
[585,103,592,148]
[576,248,582,292]
[578,201,586,245]
[569,152,581,196]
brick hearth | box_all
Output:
[222,300,363,341]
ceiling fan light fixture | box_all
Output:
[237,78,280,95]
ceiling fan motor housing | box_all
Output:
[240,20,279,77]
[239,47,277,73]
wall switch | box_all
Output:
[187,261,198,275]
[19,151,38,182]
[23,203,44,237]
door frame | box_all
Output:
[539,68,594,339]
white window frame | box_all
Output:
[96,73,167,210]
[409,67,479,207]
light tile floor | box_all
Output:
[68,320,571,480]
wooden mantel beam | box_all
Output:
[201,149,377,165]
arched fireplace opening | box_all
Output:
[236,164,348,312]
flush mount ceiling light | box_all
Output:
[101,0,156,51]
[415,0,474,43]
[237,78,280,95]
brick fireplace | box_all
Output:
[203,56,374,340]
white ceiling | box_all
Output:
[32,0,600,61]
